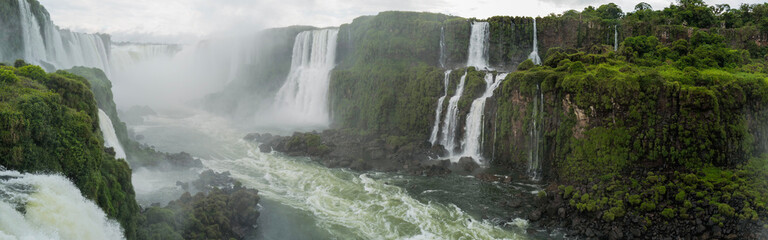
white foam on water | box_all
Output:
[0,169,125,240]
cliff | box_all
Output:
[0,62,140,238]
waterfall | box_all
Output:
[18,0,47,65]
[528,18,541,65]
[0,168,125,240]
[440,71,468,155]
[110,43,180,73]
[439,26,446,68]
[429,70,452,145]
[614,25,618,51]
[528,84,544,180]
[98,109,126,160]
[467,22,490,70]
[11,0,112,75]
[273,29,339,127]
[461,73,508,164]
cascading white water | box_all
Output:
[439,72,468,156]
[528,84,544,180]
[0,168,125,240]
[528,18,541,65]
[467,22,490,70]
[429,70,452,145]
[98,109,126,159]
[12,0,112,75]
[18,0,47,65]
[460,73,508,163]
[273,29,339,127]
[439,26,446,68]
[614,25,618,51]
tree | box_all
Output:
[635,2,652,11]
[710,4,730,16]
[597,3,624,19]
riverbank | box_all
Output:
[246,129,491,176]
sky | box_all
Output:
[37,0,764,43]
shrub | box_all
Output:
[517,59,535,70]
[0,69,18,84]
[661,208,676,218]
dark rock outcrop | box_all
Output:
[247,130,454,176]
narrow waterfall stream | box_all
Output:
[527,84,544,180]
[429,70,452,145]
[528,18,541,65]
[98,109,127,159]
[440,72,468,155]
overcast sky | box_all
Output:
[37,0,764,43]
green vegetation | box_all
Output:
[64,67,173,168]
[0,62,138,239]
[331,12,463,140]
[138,182,260,240]
[496,23,768,233]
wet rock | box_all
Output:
[163,152,204,169]
[258,144,272,153]
[529,210,542,221]
[696,223,706,234]
[585,228,595,237]
[508,199,522,208]
[476,173,500,182]
[244,129,449,175]
[558,207,566,218]
[713,225,722,238]
[244,133,261,141]
[457,157,479,172]
[609,226,623,240]
[350,160,369,171]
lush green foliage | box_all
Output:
[331,12,464,138]
[0,64,139,239]
[138,184,260,240]
[493,31,768,180]
[560,156,768,229]
[64,67,173,168]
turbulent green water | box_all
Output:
[132,109,554,240]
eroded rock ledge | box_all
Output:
[244,130,491,176]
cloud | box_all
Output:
[37,0,768,43]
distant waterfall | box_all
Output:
[528,84,544,180]
[528,18,541,65]
[439,26,446,68]
[273,29,339,127]
[98,109,126,160]
[467,22,490,70]
[110,43,180,73]
[460,73,508,163]
[440,71,468,155]
[429,70,452,145]
[614,25,618,51]
[13,0,112,75]
[0,168,125,240]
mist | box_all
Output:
[4,0,768,239]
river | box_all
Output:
[130,108,563,240]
